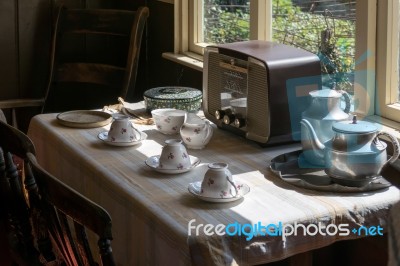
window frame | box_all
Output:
[172,0,400,123]
[188,0,203,54]
[353,0,377,117]
[375,0,400,122]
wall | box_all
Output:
[0,0,51,100]
[0,0,203,129]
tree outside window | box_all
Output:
[203,0,356,93]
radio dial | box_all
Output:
[215,110,226,120]
[234,118,245,128]
[223,114,235,125]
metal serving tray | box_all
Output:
[269,150,392,193]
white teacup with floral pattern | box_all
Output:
[151,108,186,134]
[107,116,139,142]
[159,139,191,169]
[201,163,238,198]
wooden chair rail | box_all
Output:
[55,63,125,87]
[0,99,45,109]
[61,8,138,36]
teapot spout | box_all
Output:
[300,119,326,165]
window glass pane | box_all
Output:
[272,0,356,93]
[203,0,250,44]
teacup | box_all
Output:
[107,115,139,142]
[151,108,186,134]
[159,139,191,169]
[201,163,238,198]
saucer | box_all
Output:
[188,181,250,203]
[145,155,200,174]
[98,131,147,146]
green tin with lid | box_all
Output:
[143,87,202,112]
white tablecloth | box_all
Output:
[28,112,400,266]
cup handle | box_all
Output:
[226,175,239,197]
[131,123,141,140]
[377,131,400,164]
[202,121,212,144]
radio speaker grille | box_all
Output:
[206,52,221,117]
[247,60,269,139]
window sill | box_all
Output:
[162,52,203,72]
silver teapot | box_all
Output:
[302,115,400,186]
[301,87,351,166]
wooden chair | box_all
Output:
[0,120,40,265]
[0,149,42,266]
[0,120,116,265]
[25,152,115,266]
[0,4,149,127]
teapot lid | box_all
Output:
[332,116,378,134]
[309,88,342,98]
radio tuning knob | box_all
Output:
[215,110,225,120]
[223,114,235,125]
[234,118,245,128]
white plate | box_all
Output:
[188,181,250,203]
[145,155,200,174]
[98,131,147,147]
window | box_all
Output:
[174,0,272,57]
[171,0,400,124]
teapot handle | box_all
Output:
[377,131,400,164]
[339,90,351,114]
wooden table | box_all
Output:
[27,110,400,266]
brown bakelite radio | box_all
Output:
[202,40,322,146]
